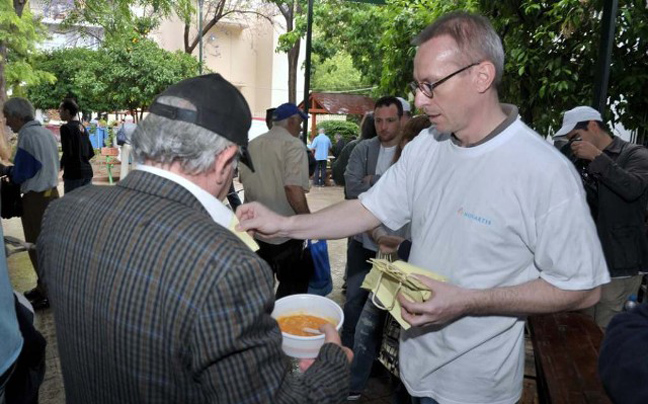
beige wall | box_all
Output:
[153,15,277,119]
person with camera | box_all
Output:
[555,106,648,329]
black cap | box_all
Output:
[148,74,254,171]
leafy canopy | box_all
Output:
[27,39,200,113]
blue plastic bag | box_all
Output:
[307,239,333,296]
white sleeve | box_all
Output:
[534,189,610,290]
[359,141,414,231]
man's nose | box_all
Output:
[414,90,429,110]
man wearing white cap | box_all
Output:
[556,105,648,328]
[397,96,412,124]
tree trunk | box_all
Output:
[287,41,300,104]
[279,1,299,104]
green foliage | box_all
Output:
[27,40,200,113]
[314,0,386,88]
[100,39,201,111]
[317,0,648,138]
[60,0,165,46]
[0,0,55,95]
[28,47,105,111]
[311,52,369,92]
[317,120,359,143]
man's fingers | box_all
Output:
[319,323,353,363]
[410,274,442,290]
[320,323,340,344]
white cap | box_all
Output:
[554,106,602,138]
[396,97,411,113]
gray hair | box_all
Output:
[412,12,505,86]
[273,117,292,129]
[3,97,35,121]
[131,96,234,175]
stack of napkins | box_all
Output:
[228,215,259,251]
[361,259,446,330]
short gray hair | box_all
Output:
[273,117,292,129]
[3,97,35,121]
[412,12,505,87]
[131,96,234,175]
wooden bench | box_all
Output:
[528,312,611,404]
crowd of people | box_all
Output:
[1,9,647,404]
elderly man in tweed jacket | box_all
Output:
[37,74,351,404]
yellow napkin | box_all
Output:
[228,215,259,251]
[361,259,446,330]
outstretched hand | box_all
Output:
[236,202,288,239]
[398,275,473,327]
[298,323,353,372]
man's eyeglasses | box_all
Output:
[409,62,480,99]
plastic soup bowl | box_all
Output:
[271,294,344,358]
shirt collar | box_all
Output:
[603,136,623,154]
[450,104,519,147]
[19,120,42,133]
[136,165,234,229]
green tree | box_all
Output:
[311,51,368,92]
[101,39,201,116]
[313,0,387,90]
[0,0,54,100]
[27,40,200,117]
[0,0,54,158]
[319,0,648,138]
[28,47,107,112]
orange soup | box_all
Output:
[277,314,333,336]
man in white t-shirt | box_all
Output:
[237,12,609,404]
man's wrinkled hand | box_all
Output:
[235,202,288,239]
[298,323,353,372]
[398,275,471,327]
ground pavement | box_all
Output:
[4,179,537,404]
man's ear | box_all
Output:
[587,120,599,133]
[213,145,238,185]
[473,61,496,93]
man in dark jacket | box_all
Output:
[556,105,648,328]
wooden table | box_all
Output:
[528,312,612,404]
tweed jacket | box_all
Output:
[38,170,349,404]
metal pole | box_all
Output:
[199,0,204,74]
[301,0,314,145]
[592,0,618,114]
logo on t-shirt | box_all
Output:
[457,207,492,226]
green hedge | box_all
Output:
[317,120,359,143]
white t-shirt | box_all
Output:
[376,145,397,175]
[359,117,609,404]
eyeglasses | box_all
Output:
[409,62,480,98]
